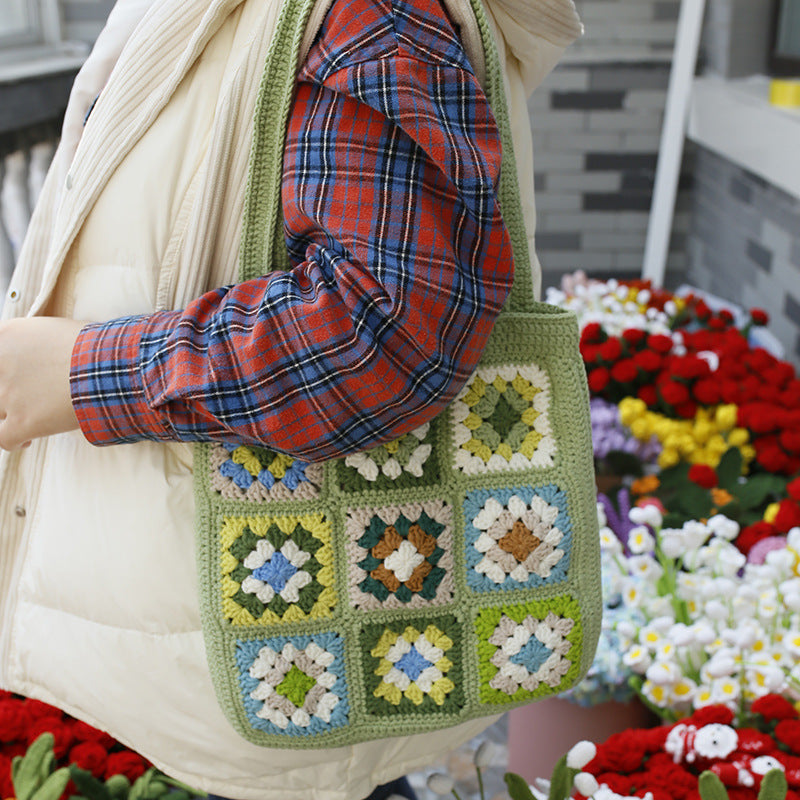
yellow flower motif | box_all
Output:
[658,448,681,469]
[715,405,738,431]
[764,503,781,524]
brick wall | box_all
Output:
[531,0,691,293]
[687,147,800,369]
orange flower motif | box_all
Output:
[710,488,734,508]
[631,475,660,496]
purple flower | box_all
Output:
[598,488,637,551]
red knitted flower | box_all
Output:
[611,359,639,384]
[69,741,109,777]
[688,464,718,489]
[104,751,148,782]
[692,378,721,406]
[588,367,611,393]
[599,338,623,362]
[659,379,690,407]
[774,499,800,534]
[647,334,674,354]
[752,693,799,722]
[633,350,662,373]
[581,322,605,344]
[622,328,648,346]
[637,385,658,406]
[776,721,800,754]
[737,521,778,555]
[751,308,769,325]
[788,478,800,503]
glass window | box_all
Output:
[0,0,40,46]
[776,0,800,59]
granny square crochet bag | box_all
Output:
[194,0,601,748]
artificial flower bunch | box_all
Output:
[549,276,800,477]
[535,697,800,800]
[0,692,203,800]
[598,498,800,722]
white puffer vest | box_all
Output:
[0,0,582,797]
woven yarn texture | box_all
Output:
[194,0,601,749]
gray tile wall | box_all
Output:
[531,0,691,292]
[61,0,115,44]
[687,147,800,368]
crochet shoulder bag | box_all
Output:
[194,0,601,748]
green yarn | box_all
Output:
[193,0,601,748]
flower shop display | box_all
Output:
[0,692,204,800]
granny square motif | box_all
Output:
[193,0,600,750]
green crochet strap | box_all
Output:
[238,0,535,314]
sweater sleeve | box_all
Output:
[69,0,515,462]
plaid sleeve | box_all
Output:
[70,0,515,461]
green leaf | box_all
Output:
[14,734,57,800]
[105,775,131,800]
[716,448,743,489]
[503,772,536,800]
[678,483,713,519]
[758,768,788,800]
[604,451,645,477]
[657,462,690,489]
[31,768,71,800]
[69,766,112,800]
[736,474,786,509]
[699,771,730,800]
[547,755,571,800]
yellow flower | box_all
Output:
[715,404,739,431]
[728,428,749,447]
[658,448,681,469]
[765,503,781,524]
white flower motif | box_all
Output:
[694,724,738,759]
[628,526,655,554]
[707,515,740,541]
[622,645,651,674]
[574,773,600,797]
[567,741,597,769]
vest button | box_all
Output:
[14,505,25,518]
[7,287,19,302]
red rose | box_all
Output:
[26,716,73,759]
[594,732,647,773]
[23,699,60,720]
[736,521,778,555]
[658,379,690,407]
[788,478,800,503]
[633,350,663,373]
[774,500,800,534]
[611,359,639,384]
[0,754,13,800]
[69,741,109,777]
[581,322,605,345]
[756,445,790,474]
[764,362,796,389]
[742,403,782,434]
[637,385,658,407]
[751,308,769,325]
[104,751,148,782]
[675,400,699,419]
[580,342,600,364]
[599,338,623,362]
[646,334,674,354]
[708,315,728,331]
[688,464,718,489]
[622,328,648,346]
[776,720,800,754]
[70,719,117,749]
[758,384,783,404]
[753,694,799,722]
[0,698,30,742]
[720,380,742,405]
[694,299,712,320]
[780,429,800,455]
[692,378,721,406]
[675,355,711,380]
[687,704,735,727]
[718,309,735,324]
[595,773,636,794]
[587,367,611,394]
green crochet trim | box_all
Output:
[194,0,601,748]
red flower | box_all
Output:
[692,378,721,406]
[720,379,743,405]
[581,342,600,364]
[719,309,735,324]
[26,716,73,759]
[69,741,109,777]
[622,328,648,346]
[658,379,690,407]
[737,521,778,555]
[756,445,791,474]
[788,478,800,503]
[599,338,623,362]
[633,350,662,373]
[780,429,800,455]
[637,385,658,407]
[694,299,712,320]
[581,322,605,344]
[611,359,638,384]
[675,400,699,419]
[24,699,60,720]
[0,698,30,742]
[688,704,736,727]
[751,308,769,325]
[688,464,718,489]
[104,751,148,782]
[593,732,647,773]
[752,693,799,722]
[587,367,611,393]
[776,720,800,754]
[774,500,800,534]
[673,355,711,380]
[647,334,674,354]
[708,315,728,331]
[595,773,636,794]
[71,719,117,749]
[0,754,13,800]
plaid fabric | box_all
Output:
[70,0,515,462]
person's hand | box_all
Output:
[0,318,86,450]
